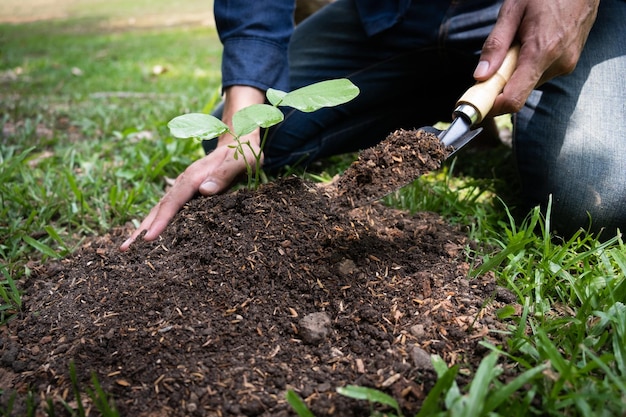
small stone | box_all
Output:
[317,382,331,392]
[12,360,27,373]
[496,286,518,303]
[240,399,264,415]
[0,346,17,366]
[298,312,332,345]
[189,392,199,404]
[410,324,425,339]
[410,345,433,370]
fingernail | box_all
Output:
[473,60,489,78]
[200,180,219,195]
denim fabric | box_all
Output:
[207,0,500,158]
[213,0,415,91]
[214,0,295,92]
[353,0,412,36]
[262,0,501,168]
[514,0,626,237]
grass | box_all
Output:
[0,5,216,307]
[1,2,625,416]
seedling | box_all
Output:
[167,78,360,188]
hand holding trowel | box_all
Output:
[336,44,520,207]
[431,44,520,155]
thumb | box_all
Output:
[197,156,245,196]
[474,38,514,81]
[199,180,220,195]
[474,5,519,80]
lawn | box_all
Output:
[1,1,625,416]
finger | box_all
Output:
[198,144,259,195]
[142,179,199,241]
[119,170,201,251]
[474,3,520,80]
[119,146,254,252]
[489,65,539,116]
[119,211,156,251]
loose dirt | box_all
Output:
[336,129,452,207]
[1,129,515,416]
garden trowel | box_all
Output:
[335,44,519,208]
[426,44,519,157]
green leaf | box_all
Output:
[285,390,315,417]
[431,355,462,409]
[22,235,62,259]
[280,79,359,112]
[167,113,229,140]
[336,385,401,416]
[266,88,287,106]
[232,104,284,137]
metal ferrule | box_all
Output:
[453,104,480,126]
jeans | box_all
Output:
[514,0,626,237]
[208,0,626,237]
[263,0,501,167]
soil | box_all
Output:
[335,129,452,207]
[0,129,516,416]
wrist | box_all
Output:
[220,85,266,147]
[222,85,266,120]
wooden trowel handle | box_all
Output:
[456,44,520,124]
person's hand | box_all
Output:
[473,0,600,116]
[120,85,265,251]
[119,134,262,251]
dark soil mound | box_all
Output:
[1,129,514,416]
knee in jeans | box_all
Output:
[537,175,625,240]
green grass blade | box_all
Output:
[86,372,120,417]
[68,362,86,416]
[22,235,62,259]
[483,363,548,413]
[456,352,501,417]
[336,385,402,416]
[285,390,315,417]
[43,225,71,254]
[416,362,459,417]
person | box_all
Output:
[120,0,626,251]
